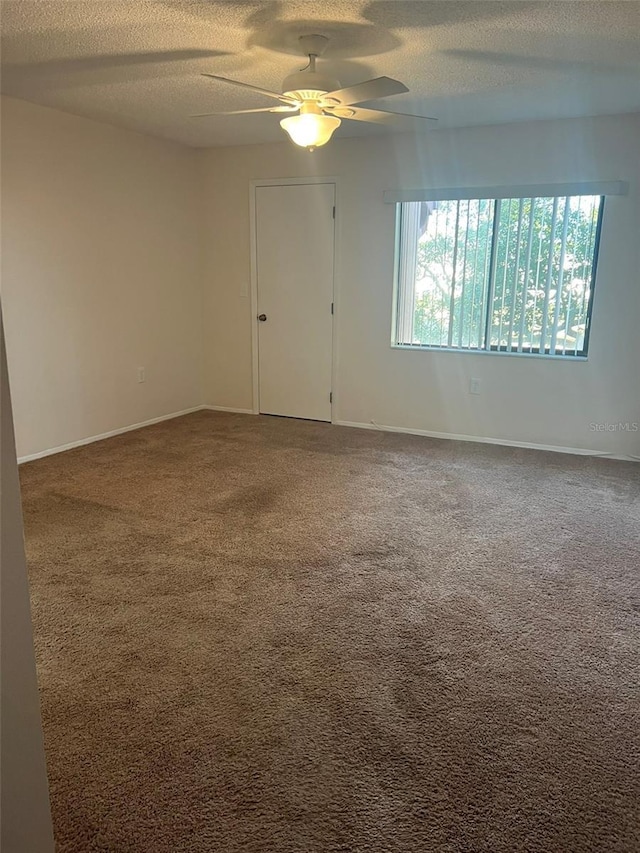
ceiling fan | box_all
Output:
[192,34,437,150]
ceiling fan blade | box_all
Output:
[191,106,297,117]
[201,74,298,105]
[331,106,438,129]
[321,77,408,106]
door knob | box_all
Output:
[258,314,267,322]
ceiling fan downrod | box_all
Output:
[281,35,341,104]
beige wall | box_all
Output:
[1,96,204,459]
[1,311,55,853]
[199,114,640,458]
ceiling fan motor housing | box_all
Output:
[281,69,341,103]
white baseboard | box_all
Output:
[332,419,637,462]
[17,406,206,464]
[201,405,257,415]
[18,408,635,465]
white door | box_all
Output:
[255,182,335,421]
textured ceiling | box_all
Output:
[1,1,639,148]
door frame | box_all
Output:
[249,176,341,420]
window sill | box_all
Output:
[391,344,589,361]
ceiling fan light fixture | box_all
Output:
[195,34,438,138]
[280,103,341,151]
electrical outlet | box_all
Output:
[470,378,481,395]
[137,367,146,383]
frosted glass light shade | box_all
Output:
[280,113,341,150]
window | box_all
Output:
[393,194,604,357]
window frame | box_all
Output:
[391,193,605,360]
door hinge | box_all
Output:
[332,205,336,219]
[331,302,334,315]
[329,392,333,404]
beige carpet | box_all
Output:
[20,411,640,852]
